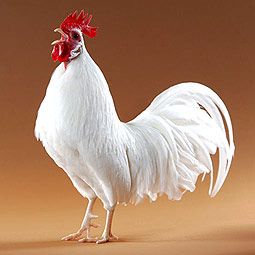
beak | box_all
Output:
[51,28,68,45]
[54,28,68,38]
[54,28,67,37]
[51,40,59,45]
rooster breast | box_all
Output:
[35,56,132,210]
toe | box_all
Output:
[78,237,98,243]
[96,233,118,244]
[109,233,118,241]
[61,235,74,241]
[61,232,81,241]
[96,237,109,244]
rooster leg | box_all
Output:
[62,197,99,241]
[96,207,118,244]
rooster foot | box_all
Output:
[96,233,118,244]
[61,219,100,241]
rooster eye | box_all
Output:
[72,32,80,40]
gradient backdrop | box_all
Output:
[0,1,254,254]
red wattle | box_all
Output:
[51,44,60,62]
[51,42,71,63]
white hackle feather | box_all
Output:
[35,37,234,210]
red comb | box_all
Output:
[60,10,97,38]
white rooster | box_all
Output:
[35,10,234,244]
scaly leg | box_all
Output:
[62,197,99,242]
[95,207,118,244]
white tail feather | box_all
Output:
[128,82,234,202]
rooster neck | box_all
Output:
[80,49,120,126]
[50,48,123,147]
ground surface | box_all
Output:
[0,171,254,255]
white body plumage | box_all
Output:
[35,43,234,212]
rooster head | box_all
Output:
[51,10,97,63]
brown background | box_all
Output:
[0,0,254,254]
